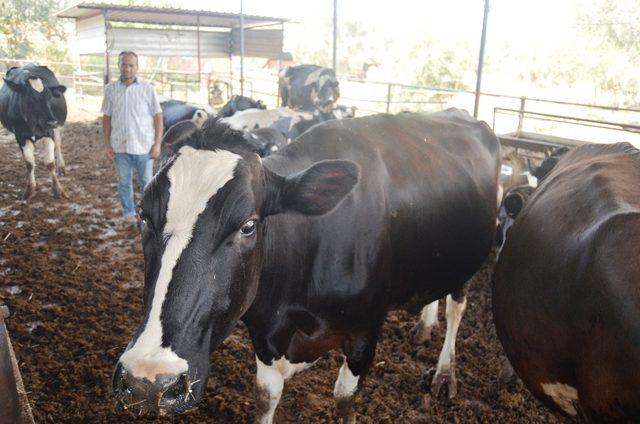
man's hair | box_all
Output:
[118,50,138,65]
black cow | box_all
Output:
[112,109,500,422]
[0,64,68,200]
[493,142,640,421]
[219,95,266,117]
[160,99,208,133]
[279,65,340,113]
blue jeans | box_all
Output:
[115,153,153,217]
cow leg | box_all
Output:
[255,356,312,424]
[334,332,379,424]
[410,300,439,345]
[21,139,37,200]
[431,289,467,398]
[42,137,68,199]
[53,128,66,175]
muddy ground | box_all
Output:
[0,114,564,423]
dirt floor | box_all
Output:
[0,113,565,423]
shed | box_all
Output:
[56,2,289,90]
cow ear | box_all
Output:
[262,160,359,217]
[503,192,525,218]
[3,78,25,93]
[163,120,200,152]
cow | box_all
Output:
[287,105,357,140]
[112,108,500,422]
[160,99,209,133]
[493,142,640,422]
[0,64,68,200]
[220,107,312,132]
[219,95,266,117]
[495,146,570,253]
[278,65,340,113]
[244,127,288,157]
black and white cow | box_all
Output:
[220,107,312,132]
[495,146,570,253]
[278,65,340,113]
[219,95,266,117]
[287,105,357,140]
[160,99,208,133]
[0,64,68,200]
[244,127,288,157]
[112,109,500,422]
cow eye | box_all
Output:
[139,217,148,233]
[240,219,257,236]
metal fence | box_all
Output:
[2,57,640,146]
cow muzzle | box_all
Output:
[112,362,200,415]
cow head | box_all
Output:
[113,118,359,414]
[3,66,66,131]
[314,75,340,114]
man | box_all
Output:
[102,51,163,223]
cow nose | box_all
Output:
[113,362,190,413]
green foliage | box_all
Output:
[0,0,69,61]
[412,39,472,90]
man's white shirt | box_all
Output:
[102,78,162,154]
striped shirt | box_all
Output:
[101,78,162,154]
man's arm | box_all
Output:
[150,112,163,160]
[103,115,114,161]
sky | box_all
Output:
[169,0,579,53]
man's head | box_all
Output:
[119,51,138,83]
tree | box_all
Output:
[0,0,68,61]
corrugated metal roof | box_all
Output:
[56,1,289,29]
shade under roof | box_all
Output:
[56,2,289,29]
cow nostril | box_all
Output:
[158,373,193,409]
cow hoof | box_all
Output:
[54,188,69,199]
[410,322,435,345]
[22,186,36,201]
[58,167,67,176]
[498,358,517,384]
[429,367,457,399]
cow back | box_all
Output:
[259,109,500,313]
[493,142,640,420]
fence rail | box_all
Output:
[2,58,640,145]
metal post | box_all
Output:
[239,0,245,96]
[516,96,526,135]
[103,10,110,85]
[473,0,490,118]
[185,73,188,102]
[386,83,392,113]
[332,0,338,71]
[229,54,234,95]
[196,15,202,86]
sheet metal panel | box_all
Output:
[110,27,230,58]
[57,2,288,28]
[230,29,283,58]
[76,14,106,55]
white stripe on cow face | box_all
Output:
[28,78,44,93]
[120,146,241,382]
[304,67,324,86]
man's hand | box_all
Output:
[150,143,161,160]
[105,144,115,161]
